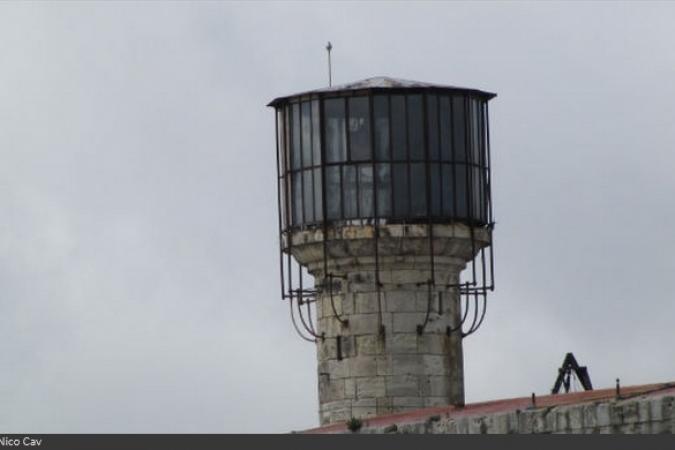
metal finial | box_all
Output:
[326,41,333,87]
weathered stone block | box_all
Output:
[556,410,569,432]
[317,339,337,361]
[392,354,424,375]
[386,375,420,397]
[420,375,450,397]
[354,292,380,314]
[568,406,584,430]
[319,378,345,402]
[393,313,425,333]
[376,397,393,414]
[349,356,378,377]
[390,270,427,285]
[423,396,449,408]
[344,378,356,399]
[352,397,377,408]
[349,313,379,335]
[393,396,423,409]
[491,412,510,434]
[386,291,423,312]
[357,376,386,398]
[649,397,664,422]
[423,355,450,375]
[622,401,640,424]
[582,404,598,429]
[417,333,446,354]
[341,335,356,358]
[468,417,489,434]
[517,410,534,434]
[596,403,611,427]
[352,406,377,420]
[327,359,348,379]
[356,335,380,355]
[376,355,392,376]
[388,333,418,353]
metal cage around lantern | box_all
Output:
[268,77,496,342]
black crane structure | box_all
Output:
[551,352,593,394]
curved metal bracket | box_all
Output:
[289,297,316,343]
[295,294,324,341]
[462,291,487,338]
[416,280,434,335]
[327,273,349,327]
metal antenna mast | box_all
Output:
[326,41,333,87]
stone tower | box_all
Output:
[269,77,496,425]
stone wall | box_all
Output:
[290,224,489,425]
[310,387,675,434]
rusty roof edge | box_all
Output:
[300,381,675,434]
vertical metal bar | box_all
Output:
[485,101,494,227]
[369,94,384,335]
[437,94,444,220]
[388,95,394,218]
[345,96,352,220]
[298,257,303,303]
[450,95,458,223]
[320,97,331,290]
[275,107,286,300]
[285,105,294,300]
[299,102,306,226]
[423,94,435,286]
[485,101,495,290]
[310,100,316,225]
[405,94,411,219]
[464,96,477,286]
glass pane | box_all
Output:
[325,98,347,163]
[303,170,314,223]
[279,176,286,229]
[427,95,439,161]
[455,164,468,219]
[284,106,292,174]
[470,99,480,166]
[314,168,323,221]
[408,95,424,161]
[376,164,391,217]
[439,96,451,162]
[292,172,303,225]
[277,110,285,173]
[471,166,482,223]
[392,163,409,217]
[348,97,371,161]
[410,163,426,217]
[292,103,301,169]
[301,102,312,168]
[430,163,441,216]
[374,96,390,161]
[285,176,292,225]
[343,165,357,219]
[326,166,341,220]
[391,95,407,161]
[441,164,453,217]
[358,165,374,218]
[452,96,467,162]
[311,100,321,166]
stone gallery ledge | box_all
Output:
[301,382,675,434]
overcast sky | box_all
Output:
[1,1,675,433]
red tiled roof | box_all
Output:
[305,381,675,434]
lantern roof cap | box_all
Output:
[268,76,497,107]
